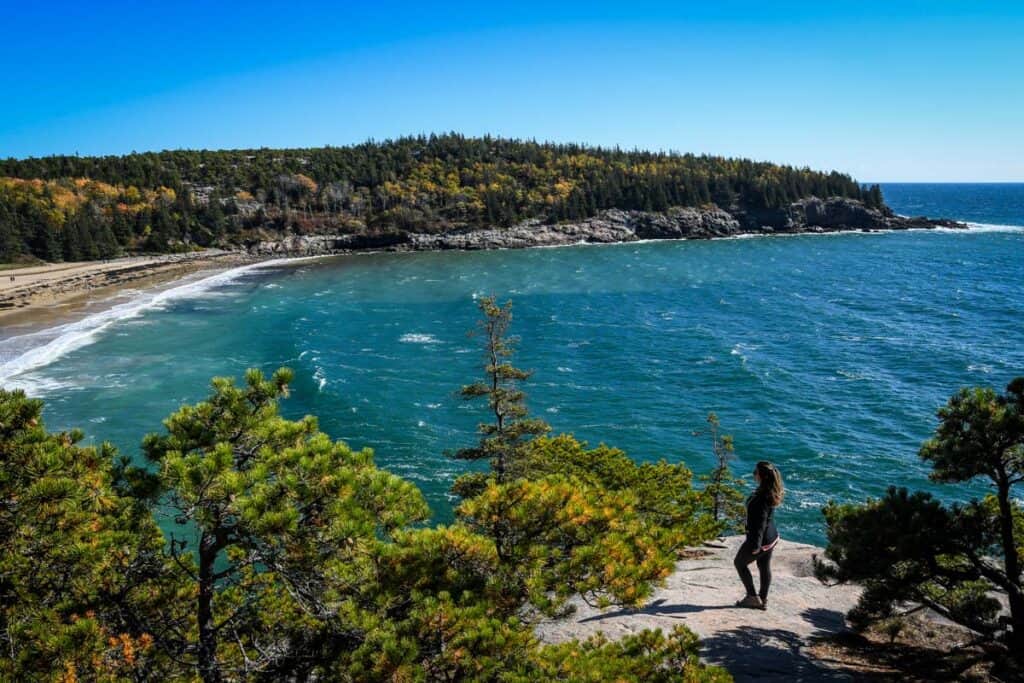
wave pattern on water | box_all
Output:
[0,259,309,391]
[1,186,1022,544]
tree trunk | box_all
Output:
[197,532,223,683]
[489,322,505,481]
[996,477,1024,648]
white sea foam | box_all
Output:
[2,373,75,395]
[312,366,327,391]
[719,220,1024,241]
[399,333,440,344]
[949,221,1024,233]
[0,258,299,390]
[730,342,759,360]
[836,369,866,381]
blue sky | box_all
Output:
[2,1,1022,181]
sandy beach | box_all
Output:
[0,250,258,328]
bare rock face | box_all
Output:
[407,218,638,250]
[246,198,966,255]
[406,207,747,250]
[249,235,336,255]
[777,197,965,233]
[799,196,885,229]
[248,232,408,255]
[631,206,743,239]
[537,536,864,682]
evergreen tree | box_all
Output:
[61,215,83,261]
[519,434,720,546]
[95,220,120,258]
[1,136,886,261]
[0,203,20,261]
[868,183,884,209]
[141,368,430,681]
[0,389,176,681]
[146,204,175,251]
[447,298,720,621]
[203,194,226,243]
[2,360,729,681]
[693,412,746,532]
[818,377,1024,658]
[452,296,549,490]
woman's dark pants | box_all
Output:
[734,541,773,599]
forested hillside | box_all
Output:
[0,135,885,262]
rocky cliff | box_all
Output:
[248,197,966,256]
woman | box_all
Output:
[734,460,784,610]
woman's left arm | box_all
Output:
[745,495,769,550]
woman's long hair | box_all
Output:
[755,461,784,507]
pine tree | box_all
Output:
[141,368,430,681]
[3,362,730,681]
[95,221,119,258]
[0,389,175,681]
[61,215,82,261]
[0,203,20,261]
[451,296,549,493]
[694,412,746,532]
[869,183,884,209]
[819,377,1024,658]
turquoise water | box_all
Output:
[1,185,1022,545]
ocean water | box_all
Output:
[1,184,1022,545]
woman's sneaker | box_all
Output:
[735,595,763,609]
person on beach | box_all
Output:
[734,461,784,610]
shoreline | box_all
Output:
[0,250,262,326]
[0,255,331,389]
[3,216,1019,332]
[0,196,985,323]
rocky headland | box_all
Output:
[248,196,967,256]
[1,197,966,322]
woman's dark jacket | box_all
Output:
[744,489,779,550]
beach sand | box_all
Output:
[0,251,257,329]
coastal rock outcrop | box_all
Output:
[248,232,409,255]
[737,197,965,234]
[246,197,967,256]
[538,536,863,682]
[407,218,638,250]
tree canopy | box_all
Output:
[0,388,176,681]
[818,378,1024,658]
[0,134,885,262]
[0,365,731,681]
